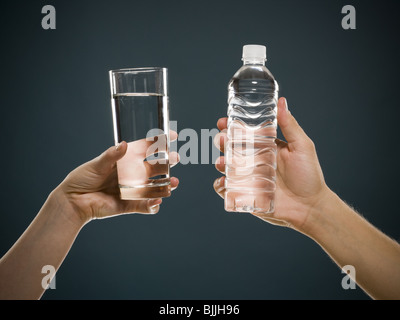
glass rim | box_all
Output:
[109,67,167,74]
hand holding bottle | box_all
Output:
[214,97,400,299]
[214,97,329,232]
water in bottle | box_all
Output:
[225,44,278,214]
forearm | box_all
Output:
[302,189,400,300]
[0,188,84,299]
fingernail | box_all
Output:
[215,178,225,193]
[215,177,224,187]
[149,205,159,214]
[115,143,121,151]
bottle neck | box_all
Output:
[243,58,265,66]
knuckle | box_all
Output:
[305,138,316,151]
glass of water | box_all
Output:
[109,67,170,200]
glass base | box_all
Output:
[119,183,171,200]
[224,190,274,214]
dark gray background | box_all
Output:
[1,0,399,300]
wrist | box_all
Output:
[294,186,340,238]
[46,187,88,230]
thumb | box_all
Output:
[277,98,313,151]
[90,141,128,174]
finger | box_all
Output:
[124,198,163,215]
[96,195,163,217]
[169,151,180,168]
[118,177,179,214]
[90,141,128,174]
[107,132,176,169]
[250,212,291,227]
[170,130,178,142]
[124,179,179,214]
[215,156,225,174]
[121,135,169,160]
[277,97,312,151]
[144,152,179,178]
[213,176,225,199]
[213,129,227,153]
[217,117,228,131]
[145,140,178,163]
[116,175,178,215]
[144,161,168,178]
[144,151,179,166]
[275,138,288,151]
[170,176,179,191]
[125,177,179,214]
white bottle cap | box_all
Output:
[242,44,267,61]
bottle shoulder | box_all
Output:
[231,65,275,81]
[228,65,278,95]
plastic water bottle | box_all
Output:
[225,44,278,214]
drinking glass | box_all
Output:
[109,67,170,199]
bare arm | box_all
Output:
[213,97,400,299]
[0,190,82,299]
[305,189,400,300]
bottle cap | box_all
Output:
[242,44,267,61]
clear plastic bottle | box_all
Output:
[225,44,278,214]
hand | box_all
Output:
[213,97,330,232]
[53,134,179,227]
